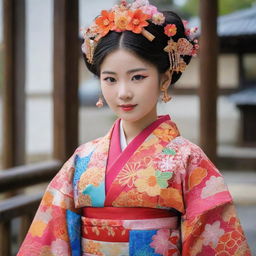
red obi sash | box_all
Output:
[82,207,179,242]
[83,206,177,219]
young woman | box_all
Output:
[18,1,251,255]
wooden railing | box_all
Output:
[0,160,62,193]
[0,161,62,255]
[1,0,79,255]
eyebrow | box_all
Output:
[101,68,148,75]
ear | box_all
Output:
[160,70,173,91]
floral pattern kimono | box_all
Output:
[18,115,251,256]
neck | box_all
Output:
[121,108,157,144]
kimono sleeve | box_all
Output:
[17,152,81,256]
[181,144,251,255]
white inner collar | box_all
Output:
[119,120,128,151]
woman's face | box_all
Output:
[100,49,168,125]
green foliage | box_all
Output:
[179,0,199,17]
[180,0,255,17]
[219,0,255,15]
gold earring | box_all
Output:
[160,71,173,103]
[96,96,104,108]
[161,87,172,103]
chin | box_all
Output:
[120,114,149,124]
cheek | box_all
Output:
[146,80,161,98]
[101,86,114,104]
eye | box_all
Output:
[103,77,116,83]
[132,75,147,81]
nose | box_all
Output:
[118,82,133,101]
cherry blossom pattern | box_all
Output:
[201,176,227,199]
[51,239,69,256]
[150,229,180,256]
[202,221,225,248]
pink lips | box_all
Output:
[119,104,137,112]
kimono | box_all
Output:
[18,115,251,256]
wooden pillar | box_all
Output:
[2,0,26,253]
[2,0,26,168]
[53,0,79,162]
[0,222,11,256]
[18,214,34,244]
[199,0,218,162]
[238,53,245,89]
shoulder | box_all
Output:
[48,136,105,193]
[74,136,104,157]
[167,136,207,160]
[54,136,105,178]
[166,136,219,173]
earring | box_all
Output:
[161,70,173,103]
[161,87,172,103]
[96,96,104,108]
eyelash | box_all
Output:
[103,75,147,83]
[132,75,147,81]
[103,77,116,83]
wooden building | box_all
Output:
[183,5,256,146]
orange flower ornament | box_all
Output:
[127,9,150,34]
[114,11,131,32]
[95,10,115,37]
[81,0,199,67]
[164,24,177,37]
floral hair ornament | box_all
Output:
[163,21,199,73]
[161,21,198,103]
[81,0,199,75]
[81,0,166,64]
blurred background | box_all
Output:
[0,0,255,255]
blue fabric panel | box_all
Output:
[66,210,81,256]
[73,152,93,187]
[129,230,161,256]
[82,181,105,207]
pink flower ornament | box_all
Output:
[152,12,165,25]
[131,0,150,9]
[140,4,158,17]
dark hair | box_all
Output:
[83,11,192,85]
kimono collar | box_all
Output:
[119,120,128,151]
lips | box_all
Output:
[119,104,137,112]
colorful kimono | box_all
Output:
[18,115,251,256]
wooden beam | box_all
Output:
[2,0,26,168]
[0,193,43,249]
[220,36,256,54]
[199,0,218,162]
[53,0,79,162]
[0,160,62,193]
[0,193,43,222]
